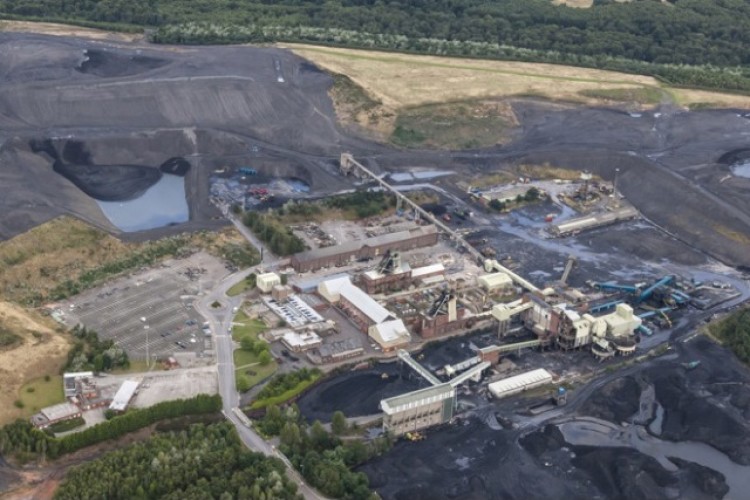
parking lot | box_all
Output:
[61,252,228,360]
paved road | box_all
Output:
[193,223,327,499]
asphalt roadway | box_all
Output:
[193,215,328,500]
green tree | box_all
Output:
[259,351,272,366]
[331,411,347,436]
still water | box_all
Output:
[97,174,188,232]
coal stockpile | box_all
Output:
[579,376,642,424]
[717,148,750,165]
[160,157,191,176]
[53,161,162,202]
[76,49,167,78]
[296,366,424,422]
[360,419,590,500]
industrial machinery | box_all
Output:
[560,255,577,285]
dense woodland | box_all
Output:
[54,422,300,500]
[0,395,220,462]
[2,1,750,90]
[712,308,750,365]
[257,404,389,499]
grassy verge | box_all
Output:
[227,280,253,297]
[392,99,515,149]
[18,376,64,414]
[249,375,321,410]
[110,359,151,374]
[578,86,664,104]
[234,350,277,390]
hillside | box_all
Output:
[288,44,750,148]
[0,301,71,424]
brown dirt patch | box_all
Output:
[0,20,142,42]
[0,302,71,425]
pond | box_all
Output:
[731,161,750,178]
[97,173,189,232]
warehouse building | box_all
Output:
[550,206,638,237]
[319,276,394,330]
[488,368,553,399]
[31,402,82,429]
[291,225,439,272]
[109,380,140,412]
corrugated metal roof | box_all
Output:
[488,368,552,397]
[339,281,392,323]
[319,276,393,324]
[109,380,139,411]
[41,402,81,421]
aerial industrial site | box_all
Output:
[2,27,750,500]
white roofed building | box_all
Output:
[109,380,140,412]
[318,276,394,332]
[368,319,411,352]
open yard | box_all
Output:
[0,216,252,306]
[285,44,750,148]
[0,301,71,424]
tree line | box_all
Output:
[0,394,221,463]
[711,308,750,365]
[242,211,306,256]
[2,0,750,92]
[54,422,300,500]
[256,404,390,500]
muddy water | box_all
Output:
[97,173,188,232]
[559,416,750,499]
[731,162,750,178]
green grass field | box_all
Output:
[18,375,64,414]
[227,280,253,297]
[231,311,268,342]
[232,309,276,390]
[578,87,664,104]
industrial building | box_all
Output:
[478,272,513,292]
[381,384,456,436]
[257,272,282,293]
[63,371,95,397]
[380,350,490,436]
[488,369,554,399]
[361,251,412,294]
[290,225,439,272]
[282,331,323,352]
[550,206,638,237]
[368,319,411,352]
[109,380,140,412]
[31,402,82,429]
